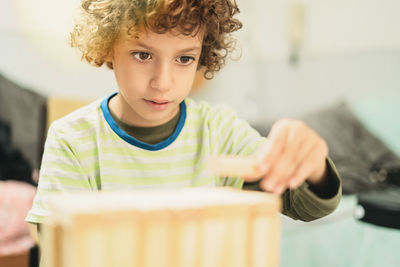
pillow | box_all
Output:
[0,73,47,169]
[0,120,33,184]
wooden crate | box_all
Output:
[41,188,281,267]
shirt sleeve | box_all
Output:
[281,157,342,221]
[212,105,267,157]
[243,157,342,221]
[208,104,267,188]
[25,124,93,224]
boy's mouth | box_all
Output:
[144,99,171,110]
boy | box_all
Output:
[27,0,341,237]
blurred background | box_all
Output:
[1,1,399,267]
[1,0,400,121]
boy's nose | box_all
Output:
[150,62,172,91]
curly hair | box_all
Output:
[70,0,242,79]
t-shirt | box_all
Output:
[26,94,268,223]
[26,93,341,224]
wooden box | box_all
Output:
[41,188,281,267]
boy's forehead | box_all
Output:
[119,26,204,46]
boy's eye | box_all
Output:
[133,52,152,61]
[176,56,195,65]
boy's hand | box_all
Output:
[246,119,329,194]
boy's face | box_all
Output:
[107,27,203,127]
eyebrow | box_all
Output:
[135,41,201,53]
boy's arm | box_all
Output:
[208,106,341,220]
[211,116,341,221]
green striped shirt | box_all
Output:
[26,95,266,223]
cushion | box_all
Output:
[0,181,36,256]
[0,74,47,169]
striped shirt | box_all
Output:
[26,94,267,224]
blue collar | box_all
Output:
[100,93,186,151]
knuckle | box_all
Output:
[294,120,307,129]
[278,118,291,124]
[286,120,309,134]
[274,118,292,130]
[291,120,308,129]
[260,179,270,191]
[320,139,329,156]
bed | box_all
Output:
[281,194,400,267]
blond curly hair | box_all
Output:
[70,0,242,79]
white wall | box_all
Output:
[1,0,399,121]
[195,0,400,122]
[236,0,400,60]
[0,0,116,100]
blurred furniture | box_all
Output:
[273,97,400,267]
[0,73,44,267]
[0,73,47,170]
[356,187,400,229]
[0,74,91,267]
[46,97,92,132]
[0,181,36,267]
[0,250,29,267]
